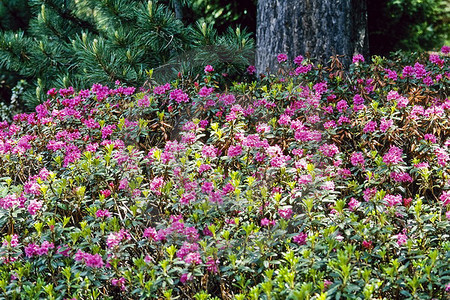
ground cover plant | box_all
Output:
[0,47,449,299]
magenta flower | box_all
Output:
[277,53,288,63]
[294,55,304,65]
[396,233,407,246]
[206,256,219,273]
[201,145,217,158]
[440,191,450,206]
[336,100,348,112]
[204,65,214,73]
[383,145,404,165]
[84,253,104,268]
[353,94,364,106]
[106,229,131,249]
[363,121,377,133]
[350,152,365,167]
[384,194,402,207]
[278,208,293,219]
[143,227,157,240]
[362,240,373,249]
[352,54,364,64]
[184,252,202,265]
[201,181,214,194]
[293,232,307,245]
[348,198,360,211]
[27,200,43,215]
[180,273,193,284]
[101,125,116,139]
[379,118,393,132]
[198,86,214,97]
[318,143,339,157]
[247,65,256,75]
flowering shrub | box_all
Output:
[0,48,449,299]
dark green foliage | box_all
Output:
[190,0,256,34]
[0,0,254,109]
[367,0,449,56]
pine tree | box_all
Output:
[0,0,254,108]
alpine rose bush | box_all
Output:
[0,48,449,299]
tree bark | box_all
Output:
[256,0,369,73]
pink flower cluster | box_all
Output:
[383,145,403,165]
[106,229,131,249]
[24,241,55,257]
[74,250,104,268]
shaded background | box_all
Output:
[0,0,449,110]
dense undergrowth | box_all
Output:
[0,47,449,299]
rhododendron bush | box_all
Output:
[0,47,449,299]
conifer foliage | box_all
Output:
[0,0,254,108]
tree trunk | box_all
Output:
[256,0,369,73]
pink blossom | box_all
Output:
[143,227,157,240]
[180,273,193,284]
[353,94,364,105]
[278,208,293,219]
[24,243,39,257]
[295,64,312,74]
[379,118,393,132]
[247,65,256,75]
[336,100,348,112]
[323,120,336,129]
[396,233,407,246]
[27,200,43,215]
[2,234,19,248]
[363,121,377,133]
[294,55,304,65]
[206,256,219,273]
[101,125,116,139]
[198,86,214,97]
[384,68,398,81]
[390,172,413,183]
[107,229,131,249]
[362,240,373,249]
[84,253,104,268]
[348,198,360,211]
[260,218,270,226]
[383,145,403,165]
[352,54,364,64]
[202,145,217,158]
[256,123,271,133]
[440,191,450,206]
[293,232,307,245]
[111,277,127,291]
[170,89,189,103]
[435,147,449,167]
[184,252,202,265]
[384,194,402,207]
[201,181,214,194]
[209,191,223,204]
[318,143,339,157]
[350,152,365,167]
[277,53,288,63]
[363,188,377,202]
[204,65,214,73]
[137,95,150,107]
[198,164,211,174]
[227,145,242,157]
[307,115,320,124]
[180,192,195,205]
